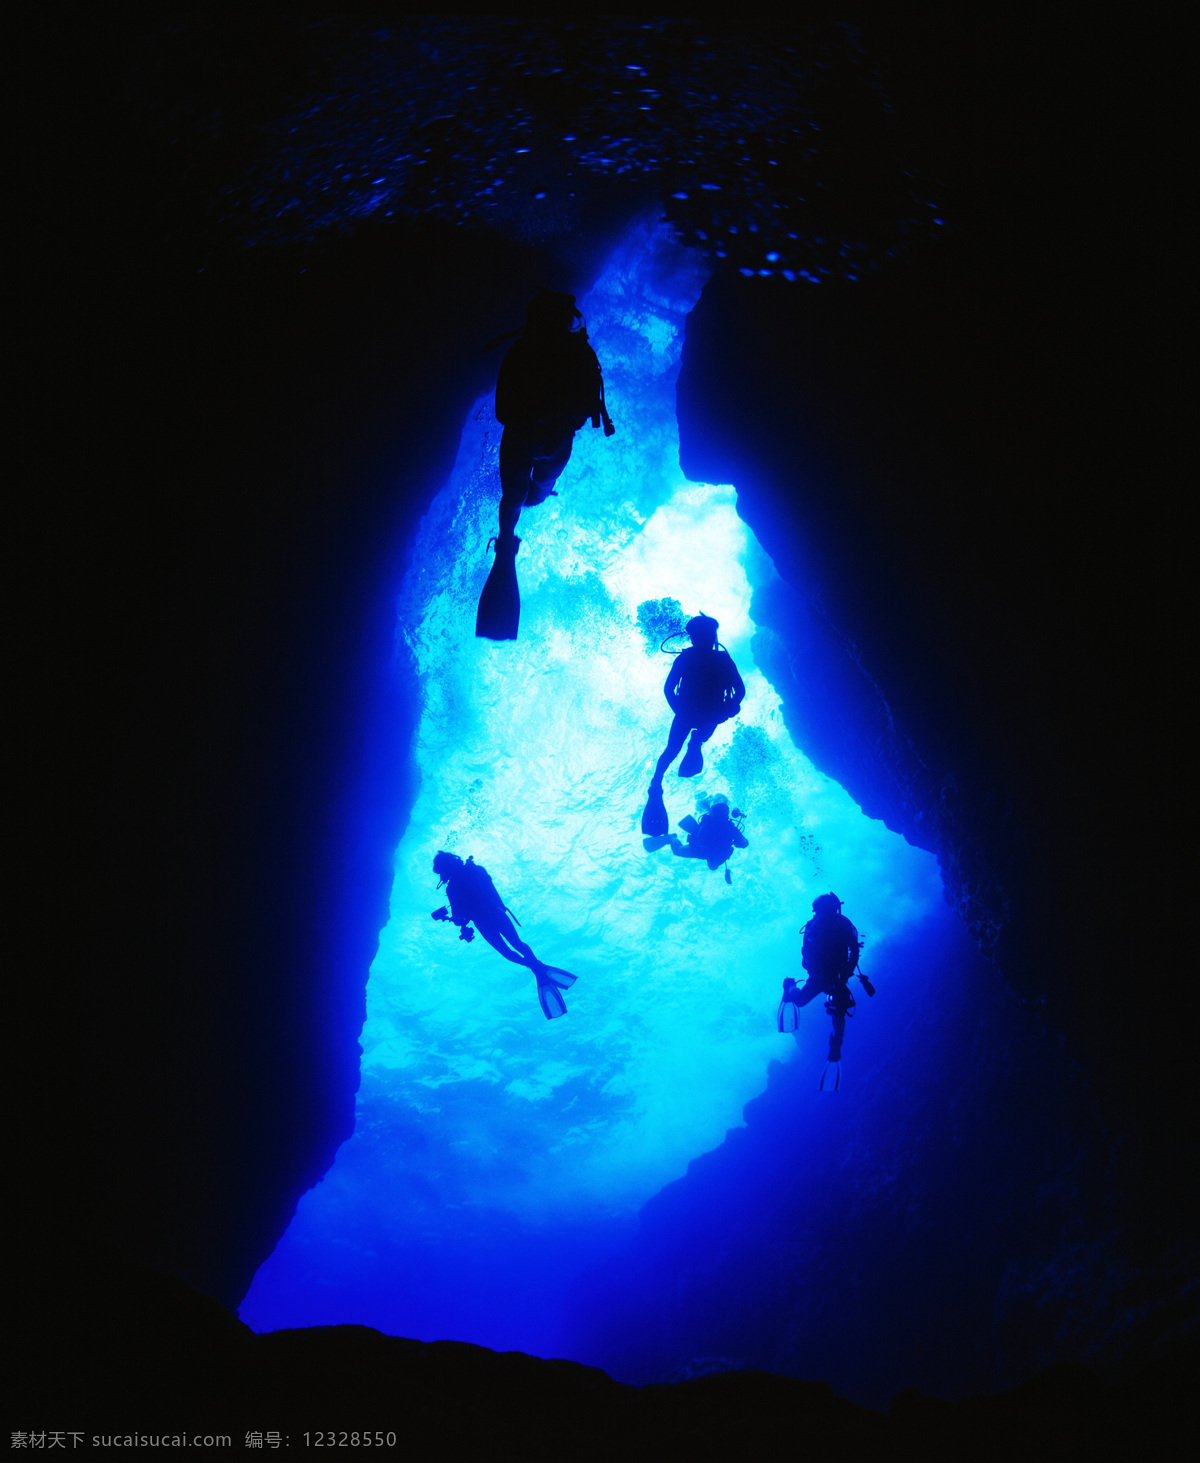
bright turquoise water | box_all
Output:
[240,216,943,1349]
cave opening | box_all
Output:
[14,17,1194,1440]
[240,215,959,1376]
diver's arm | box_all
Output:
[475,867,512,922]
[434,902,473,939]
[494,352,513,426]
[444,886,470,927]
[584,343,604,428]
[664,658,684,712]
[726,653,747,709]
[494,339,537,428]
[851,927,873,994]
[732,828,749,848]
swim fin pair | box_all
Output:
[535,964,577,1020]
[476,534,521,641]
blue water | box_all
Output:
[240,216,945,1359]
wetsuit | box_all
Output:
[795,910,862,1061]
[653,646,745,783]
[673,810,749,869]
[444,859,541,970]
[494,329,604,538]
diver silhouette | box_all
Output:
[777,893,875,1085]
[431,850,577,1019]
[476,288,615,641]
[641,614,745,835]
[646,795,748,881]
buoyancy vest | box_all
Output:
[669,646,746,723]
[447,858,508,924]
[801,912,860,976]
[495,330,604,430]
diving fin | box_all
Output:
[539,964,577,989]
[476,534,521,641]
[641,784,668,837]
[535,965,576,1020]
[538,980,568,1020]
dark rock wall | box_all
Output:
[18,86,637,1297]
[668,26,1194,1207]
[15,10,1192,1384]
[12,1222,1195,1458]
[604,26,1194,1383]
[562,900,1177,1402]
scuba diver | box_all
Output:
[777,893,876,1088]
[646,795,748,882]
[476,287,615,641]
[641,614,745,836]
[430,850,577,1020]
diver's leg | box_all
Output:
[487,911,545,971]
[498,428,537,538]
[829,974,855,1015]
[652,716,692,786]
[679,720,718,777]
[526,430,575,504]
[793,973,826,1008]
[692,719,719,750]
[828,1011,846,1063]
[473,915,536,968]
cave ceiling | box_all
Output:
[123,16,942,279]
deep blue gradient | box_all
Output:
[241,218,955,1368]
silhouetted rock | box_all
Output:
[14,11,1193,1417]
[12,1227,1193,1460]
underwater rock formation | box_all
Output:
[16,10,1193,1422]
[12,1223,1194,1459]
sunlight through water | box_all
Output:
[240,216,943,1346]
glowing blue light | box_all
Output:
[240,217,943,1351]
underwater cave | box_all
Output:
[239,222,952,1381]
[18,14,1194,1443]
[233,218,1097,1408]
